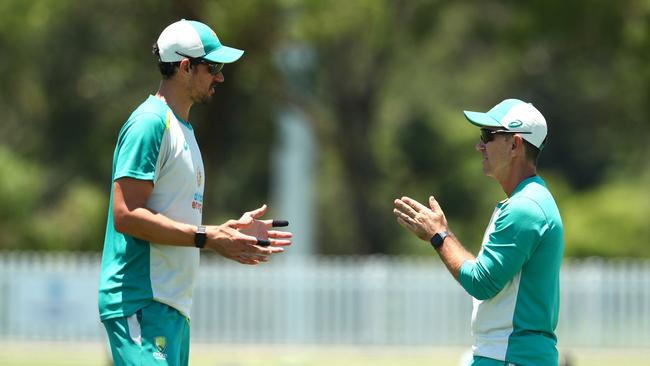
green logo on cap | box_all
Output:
[508,120,523,128]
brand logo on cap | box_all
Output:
[508,120,523,128]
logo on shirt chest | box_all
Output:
[192,192,204,213]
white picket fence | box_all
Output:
[0,252,648,347]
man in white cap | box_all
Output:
[98,20,292,366]
[393,99,564,366]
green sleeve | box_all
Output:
[113,112,166,181]
[458,198,548,300]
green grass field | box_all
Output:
[1,342,648,366]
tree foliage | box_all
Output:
[0,0,648,257]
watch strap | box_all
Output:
[194,225,207,248]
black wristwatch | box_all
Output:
[194,225,207,248]
[430,231,449,249]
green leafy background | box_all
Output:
[0,0,648,257]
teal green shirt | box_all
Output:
[458,176,564,366]
[98,96,205,321]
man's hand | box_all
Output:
[205,204,292,265]
[393,196,448,241]
[394,196,474,278]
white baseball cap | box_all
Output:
[156,19,244,63]
[464,99,547,149]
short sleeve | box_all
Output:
[113,113,166,181]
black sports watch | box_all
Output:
[429,231,449,249]
[194,225,207,248]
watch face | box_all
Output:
[430,231,448,248]
[430,234,443,248]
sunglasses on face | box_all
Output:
[175,52,224,75]
[201,61,224,75]
[480,128,532,144]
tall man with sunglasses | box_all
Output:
[393,99,563,366]
[98,20,293,366]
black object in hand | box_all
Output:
[272,220,289,227]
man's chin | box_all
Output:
[195,94,214,104]
[202,87,218,103]
[482,166,495,178]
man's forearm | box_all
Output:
[434,232,475,279]
[114,206,198,246]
